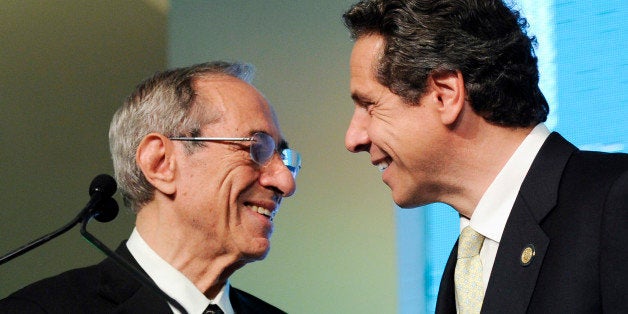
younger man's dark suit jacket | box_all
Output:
[0,243,285,314]
[436,133,628,313]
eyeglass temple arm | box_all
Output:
[168,137,253,142]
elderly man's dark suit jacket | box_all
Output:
[435,132,628,313]
[0,243,285,314]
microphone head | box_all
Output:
[89,174,117,198]
[93,197,120,223]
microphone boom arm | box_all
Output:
[0,206,89,266]
[0,174,114,265]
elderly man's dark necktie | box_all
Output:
[203,303,224,314]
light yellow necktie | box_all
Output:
[455,226,485,314]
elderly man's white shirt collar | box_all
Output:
[126,228,235,314]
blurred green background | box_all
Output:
[0,1,396,313]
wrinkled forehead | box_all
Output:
[193,75,283,138]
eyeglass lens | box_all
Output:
[281,149,301,178]
[250,132,275,165]
[251,133,301,178]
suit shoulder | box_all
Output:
[0,264,103,313]
[570,150,628,171]
[554,150,628,221]
[563,150,628,186]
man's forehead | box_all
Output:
[190,74,288,144]
[193,75,266,109]
[351,35,384,68]
[350,35,384,91]
[193,75,252,95]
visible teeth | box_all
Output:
[250,205,272,218]
[377,162,389,172]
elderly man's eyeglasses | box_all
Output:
[169,132,301,178]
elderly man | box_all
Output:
[0,61,301,313]
[342,0,628,313]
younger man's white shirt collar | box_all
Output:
[465,123,551,242]
[459,124,551,292]
[126,228,234,314]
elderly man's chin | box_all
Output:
[241,239,272,262]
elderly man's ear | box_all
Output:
[136,133,177,195]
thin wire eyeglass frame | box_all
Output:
[169,132,301,178]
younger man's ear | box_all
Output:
[427,70,466,126]
[136,133,176,195]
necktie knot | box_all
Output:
[203,303,224,314]
[455,226,486,313]
[458,226,484,258]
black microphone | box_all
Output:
[86,174,118,215]
[0,174,118,265]
[90,173,117,198]
[91,195,119,223]
[80,200,189,314]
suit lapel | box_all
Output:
[480,197,549,313]
[97,242,173,313]
[435,242,458,314]
[230,286,286,314]
[231,287,267,314]
[481,133,576,313]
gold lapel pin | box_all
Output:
[520,244,536,266]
